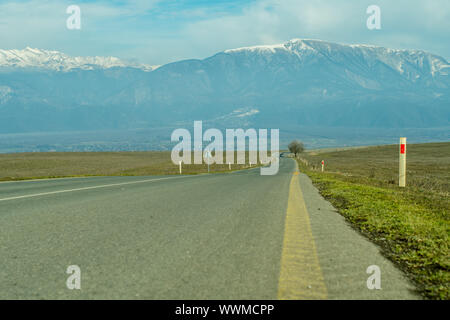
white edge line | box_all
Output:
[0,175,192,202]
[0,176,91,184]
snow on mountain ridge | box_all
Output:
[0,47,157,72]
[223,39,449,78]
[0,40,448,80]
[224,43,286,53]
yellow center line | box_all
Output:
[277,167,328,300]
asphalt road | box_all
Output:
[0,158,419,299]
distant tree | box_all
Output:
[288,140,304,158]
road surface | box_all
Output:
[0,158,419,299]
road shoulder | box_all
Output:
[297,172,420,300]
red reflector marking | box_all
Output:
[400,144,406,154]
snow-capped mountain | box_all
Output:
[218,39,450,93]
[0,39,448,135]
[0,47,157,71]
[225,39,450,80]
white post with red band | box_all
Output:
[321,160,324,172]
[399,137,406,187]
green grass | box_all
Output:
[296,142,450,299]
[0,151,262,181]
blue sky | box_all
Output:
[0,0,449,65]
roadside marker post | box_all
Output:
[399,137,406,187]
[321,160,324,172]
[228,162,231,170]
[204,150,211,173]
[179,161,182,175]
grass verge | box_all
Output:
[296,142,449,300]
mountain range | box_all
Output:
[0,39,448,136]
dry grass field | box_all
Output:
[305,142,450,195]
[0,151,260,181]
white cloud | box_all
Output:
[176,0,450,63]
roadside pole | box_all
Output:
[204,150,211,173]
[321,160,324,172]
[228,162,231,171]
[399,137,406,187]
[179,161,182,175]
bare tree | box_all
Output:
[288,140,304,158]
